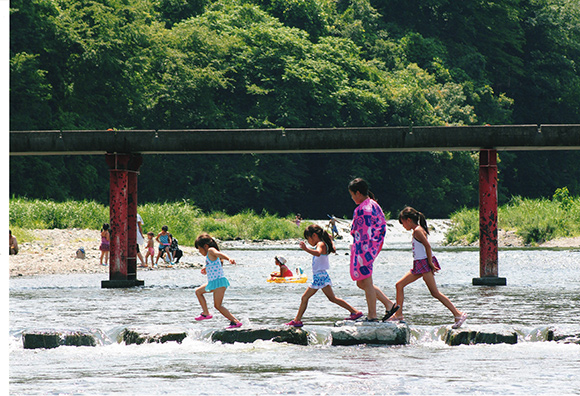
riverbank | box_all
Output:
[8,226,579,277]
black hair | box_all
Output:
[101,223,110,232]
[303,224,336,254]
[194,232,220,250]
[348,177,376,201]
[398,206,429,235]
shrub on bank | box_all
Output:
[9,198,307,245]
[446,191,580,245]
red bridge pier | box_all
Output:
[102,153,145,288]
[473,149,507,286]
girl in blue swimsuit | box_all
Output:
[194,233,242,329]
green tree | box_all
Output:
[10,53,52,130]
[253,0,328,41]
[154,0,209,28]
[514,0,580,123]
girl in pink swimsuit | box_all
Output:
[349,178,399,322]
[394,207,467,328]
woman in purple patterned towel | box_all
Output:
[348,178,399,322]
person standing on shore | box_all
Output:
[394,207,467,328]
[348,178,399,321]
[144,231,155,267]
[136,213,145,266]
[99,223,110,266]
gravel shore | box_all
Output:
[9,228,579,278]
[8,228,203,278]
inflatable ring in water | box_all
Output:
[267,275,308,283]
[267,274,308,284]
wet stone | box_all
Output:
[331,320,410,346]
[23,330,97,349]
[547,330,580,344]
[211,327,308,345]
[445,329,518,346]
[121,328,188,345]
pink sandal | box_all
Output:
[285,320,303,327]
[195,313,213,321]
[452,313,468,329]
[345,311,364,321]
[227,321,242,329]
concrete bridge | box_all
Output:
[10,125,580,287]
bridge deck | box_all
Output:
[10,125,580,155]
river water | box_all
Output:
[9,224,580,395]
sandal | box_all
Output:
[363,317,379,322]
[452,313,468,329]
[227,321,242,329]
[345,311,364,321]
[285,320,303,327]
[195,313,213,321]
[382,304,400,322]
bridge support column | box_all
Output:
[102,153,144,288]
[473,149,506,286]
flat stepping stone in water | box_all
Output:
[23,330,97,349]
[331,320,410,346]
[445,328,518,346]
[211,327,308,345]
[120,327,188,345]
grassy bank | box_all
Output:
[9,198,309,246]
[446,191,580,245]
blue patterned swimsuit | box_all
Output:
[204,255,230,292]
[309,242,333,289]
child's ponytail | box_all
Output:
[398,206,430,235]
[417,211,429,235]
[304,224,336,254]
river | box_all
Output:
[9,224,580,395]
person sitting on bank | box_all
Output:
[271,256,293,278]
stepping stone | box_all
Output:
[211,327,308,345]
[120,327,188,345]
[331,320,410,346]
[23,330,97,349]
[445,328,518,346]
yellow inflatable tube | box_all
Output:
[267,267,307,283]
[267,274,308,284]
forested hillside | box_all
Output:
[10,0,580,218]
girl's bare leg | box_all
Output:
[213,287,239,323]
[395,271,422,319]
[422,271,462,317]
[321,286,359,314]
[295,287,318,322]
[195,284,210,315]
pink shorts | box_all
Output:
[411,256,441,275]
[147,247,155,255]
